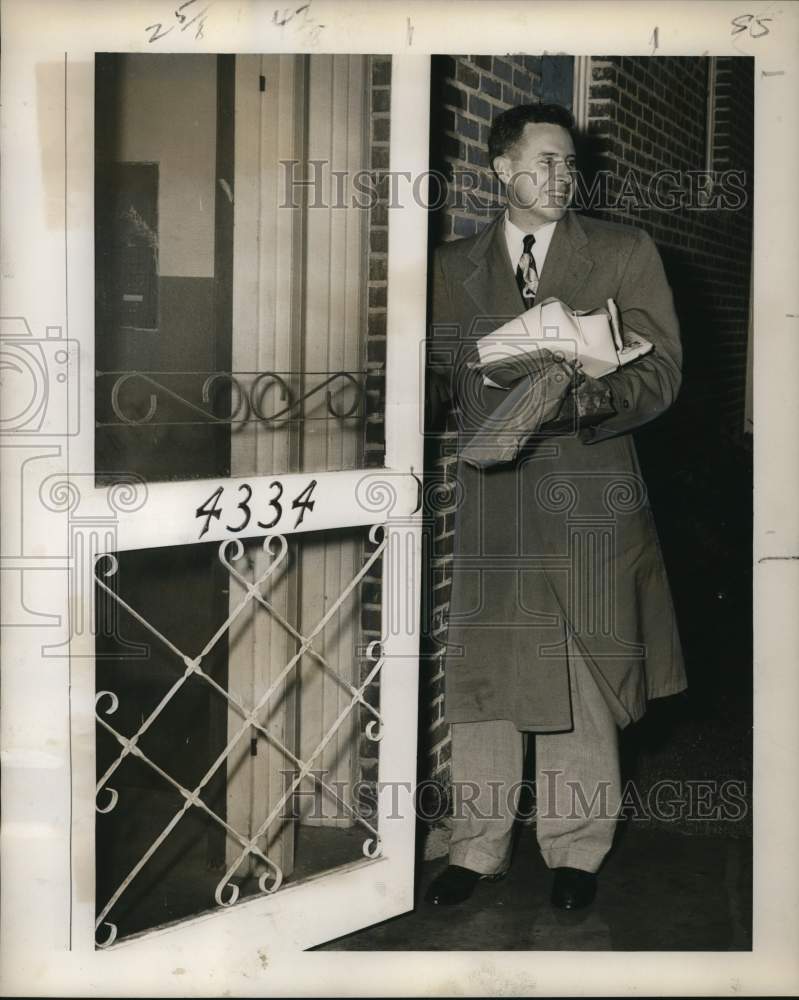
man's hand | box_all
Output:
[572,366,616,426]
[531,357,576,426]
[538,362,616,435]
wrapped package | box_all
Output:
[475,296,652,383]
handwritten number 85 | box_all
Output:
[196,480,317,538]
[730,14,772,37]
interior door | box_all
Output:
[224,56,376,890]
[0,38,431,981]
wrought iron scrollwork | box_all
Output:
[98,369,370,427]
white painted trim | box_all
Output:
[384,56,430,474]
[8,853,414,984]
[104,468,418,552]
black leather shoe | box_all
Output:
[550,867,597,910]
[424,865,506,906]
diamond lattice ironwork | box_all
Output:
[93,526,386,948]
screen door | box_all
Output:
[0,44,430,973]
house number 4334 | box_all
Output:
[195,479,318,539]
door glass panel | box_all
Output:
[94,526,384,946]
[95,53,390,484]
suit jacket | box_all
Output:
[429,209,687,731]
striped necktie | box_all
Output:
[515,233,539,307]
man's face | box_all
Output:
[494,122,577,225]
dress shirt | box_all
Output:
[503,214,558,281]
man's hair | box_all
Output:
[487,103,576,168]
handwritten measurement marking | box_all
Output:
[146,0,212,43]
[649,26,659,54]
[271,2,325,43]
[273,3,311,26]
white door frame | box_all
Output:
[0,13,431,979]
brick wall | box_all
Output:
[428,55,544,246]
[357,54,391,811]
[583,56,754,435]
[364,54,391,471]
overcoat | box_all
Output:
[429,209,687,732]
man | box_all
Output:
[424,103,687,910]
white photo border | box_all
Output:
[1,0,797,995]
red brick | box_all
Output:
[371,87,390,113]
[371,58,391,86]
[456,61,480,89]
[372,117,390,143]
[442,83,466,110]
[492,57,513,82]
